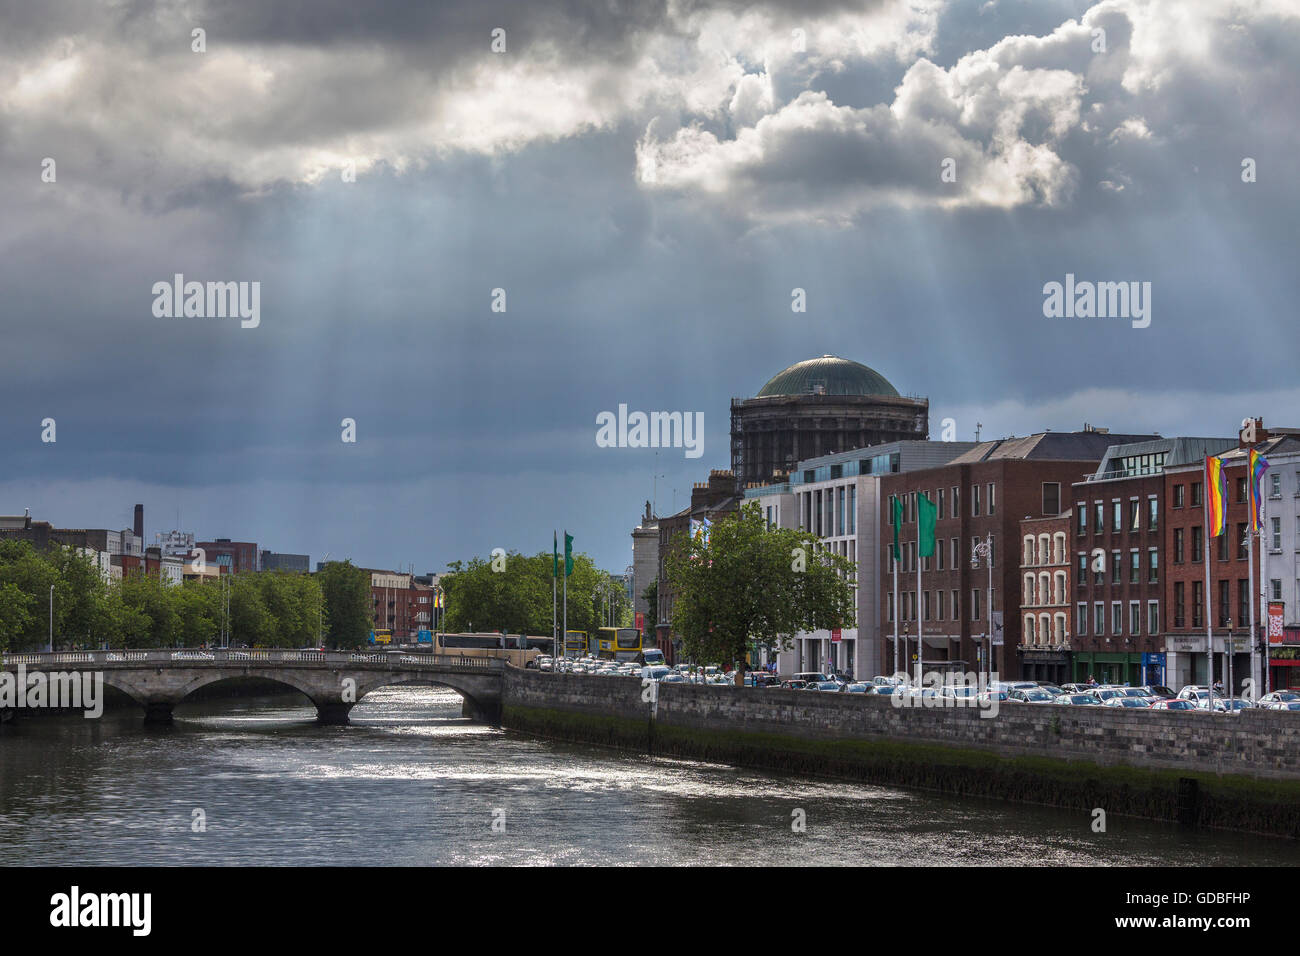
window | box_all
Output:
[1077,602,1088,635]
[1077,506,1087,535]
[923,590,931,621]
[952,538,959,568]
[1148,548,1158,584]
[1271,473,1282,498]
[988,482,996,515]
[1174,527,1185,564]
[1217,530,1229,563]
[847,486,856,534]
[972,588,981,620]
[1218,580,1230,628]
[1094,502,1104,533]
[1237,522,1248,560]
[1174,582,1185,628]
[1238,579,1249,629]
[1112,501,1122,532]
[1272,516,1282,551]
[972,484,981,517]
[1192,581,1203,628]
[1271,578,1283,601]
[952,487,959,512]
[1024,535,1035,566]
[1147,496,1158,531]
[836,486,845,536]
[1236,476,1247,503]
[1078,552,1087,583]
[937,590,945,621]
[1094,601,1106,635]
[1130,601,1141,635]
[887,591,895,622]
[1129,550,1140,584]
[1043,483,1061,515]
[1112,602,1123,636]
[1147,601,1159,634]
[952,589,960,618]
[1173,484,1185,508]
[1192,481,1203,507]
[1192,526,1203,563]
[937,539,944,570]
[1111,550,1121,585]
[1094,552,1105,586]
[937,488,945,519]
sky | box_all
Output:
[1,0,1297,574]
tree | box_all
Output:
[0,582,34,651]
[664,502,856,670]
[317,560,370,648]
[441,550,608,637]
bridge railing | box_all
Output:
[0,648,505,672]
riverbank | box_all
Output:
[501,670,1300,838]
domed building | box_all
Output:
[730,355,928,487]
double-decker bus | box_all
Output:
[435,632,540,668]
[595,626,644,662]
[368,628,393,645]
[563,630,588,658]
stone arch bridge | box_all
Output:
[0,648,505,724]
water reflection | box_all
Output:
[0,686,1296,866]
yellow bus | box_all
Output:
[596,626,643,662]
[369,628,393,645]
[436,632,540,668]
[563,630,588,658]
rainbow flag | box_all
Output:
[1247,448,1270,532]
[1205,455,1227,537]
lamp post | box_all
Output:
[318,552,331,649]
[972,534,994,689]
[903,621,911,686]
[48,584,54,653]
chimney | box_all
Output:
[133,504,144,539]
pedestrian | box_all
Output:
[1087,673,1097,686]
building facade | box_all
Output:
[630,502,659,637]
[1018,511,1072,685]
[196,538,261,574]
[730,355,928,487]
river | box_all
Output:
[2,686,1297,866]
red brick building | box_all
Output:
[1018,510,1073,685]
[878,428,1152,681]
[1068,437,1232,687]
[196,538,260,574]
[1162,424,1300,692]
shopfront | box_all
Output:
[1072,651,1143,686]
[1021,648,1070,686]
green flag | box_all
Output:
[553,531,559,579]
[917,492,937,557]
[890,495,903,560]
[564,532,574,577]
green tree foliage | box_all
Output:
[317,560,370,648]
[0,541,329,650]
[664,502,857,669]
[441,550,609,637]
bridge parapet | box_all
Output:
[0,649,506,725]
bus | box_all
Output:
[563,630,588,659]
[595,626,644,662]
[436,632,541,668]
[369,628,393,645]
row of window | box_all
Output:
[1076,496,1159,535]
[1170,579,1276,629]
[1024,571,1069,607]
[1074,600,1160,637]
[891,536,996,573]
[1024,613,1068,645]
[1076,548,1159,586]
[887,588,994,622]
[798,484,856,537]
[1023,532,1068,567]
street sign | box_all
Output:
[831,628,842,643]
[1269,602,1285,644]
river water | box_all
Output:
[1,686,1296,866]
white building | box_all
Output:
[746,440,977,680]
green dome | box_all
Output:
[756,355,899,398]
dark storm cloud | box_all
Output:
[1,0,1297,571]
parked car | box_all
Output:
[1036,683,1065,697]
[1060,683,1092,694]
[1009,688,1056,704]
[1089,687,1126,703]
[1267,701,1300,711]
[1150,698,1198,711]
[1177,685,1212,702]
[846,682,871,693]
[1055,693,1100,706]
[793,672,829,684]
[1142,685,1176,699]
[780,679,808,690]
[1258,691,1300,705]
[1104,696,1151,708]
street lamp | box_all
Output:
[903,621,912,685]
[318,552,331,649]
[971,535,994,689]
[48,584,54,653]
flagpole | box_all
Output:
[1262,509,1271,694]
[893,531,900,678]
[553,532,558,659]
[562,530,568,659]
[1204,464,1215,710]
[916,501,922,688]
[1247,515,1256,698]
